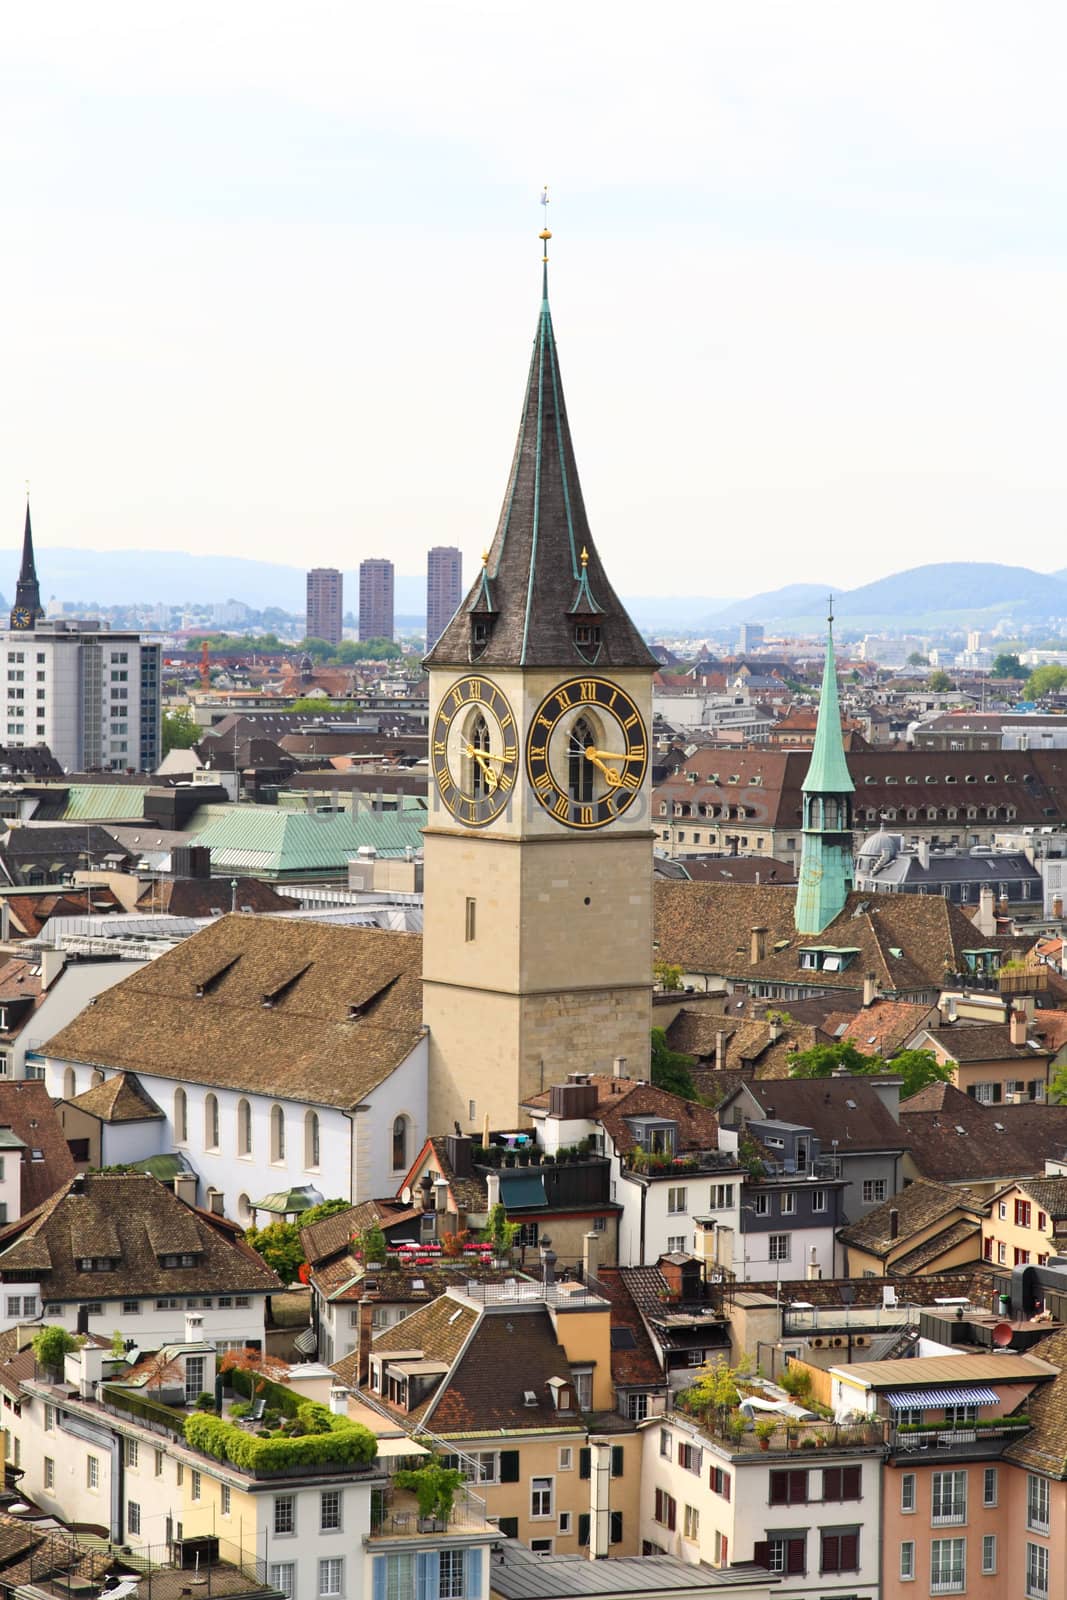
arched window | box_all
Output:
[91,1069,105,1088]
[205,1093,220,1151]
[304,1110,320,1170]
[270,1104,286,1164]
[568,717,595,804]
[174,1087,188,1143]
[237,1193,252,1225]
[62,1067,76,1100]
[237,1099,252,1158]
[468,713,491,800]
[392,1115,409,1172]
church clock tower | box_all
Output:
[422,236,657,1133]
[9,500,44,631]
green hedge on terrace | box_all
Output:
[184,1408,378,1473]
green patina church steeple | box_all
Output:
[795,603,855,934]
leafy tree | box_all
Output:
[162,707,199,754]
[356,1222,387,1264]
[906,651,928,667]
[141,1348,186,1397]
[32,1325,79,1375]
[300,1197,351,1229]
[243,1219,305,1284]
[926,670,952,692]
[482,1202,520,1257]
[650,1027,696,1098]
[653,959,683,992]
[1025,665,1067,700]
[218,1346,290,1395]
[992,653,1022,678]
[788,1040,951,1098]
[883,1048,953,1098]
[682,1356,748,1430]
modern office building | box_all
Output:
[305,567,343,646]
[358,558,394,642]
[426,545,462,649]
[2,504,161,772]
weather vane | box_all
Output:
[828,593,834,630]
[539,185,551,262]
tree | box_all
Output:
[355,1222,387,1264]
[162,708,199,754]
[1025,665,1067,700]
[482,1202,519,1257]
[218,1346,290,1396]
[906,651,928,667]
[650,1028,696,1098]
[32,1325,79,1376]
[243,1219,305,1284]
[788,1040,951,1098]
[992,653,1022,678]
[883,1048,953,1099]
[141,1347,186,1398]
[300,1197,351,1229]
[926,670,952,692]
[653,959,683,992]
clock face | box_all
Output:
[10,608,31,630]
[526,677,648,830]
[432,674,519,827]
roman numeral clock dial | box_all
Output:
[525,677,648,830]
[432,675,519,827]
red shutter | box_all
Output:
[843,1465,862,1500]
[841,1532,859,1571]
[823,1466,840,1500]
[720,1535,728,1564]
[787,1537,806,1574]
[769,1471,787,1506]
[723,1470,731,1503]
[789,1470,808,1503]
[753,1542,769,1570]
[821,1534,840,1572]
[668,1496,676,1532]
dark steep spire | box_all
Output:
[426,267,655,670]
[10,501,43,628]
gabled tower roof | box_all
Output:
[802,610,854,796]
[425,261,655,671]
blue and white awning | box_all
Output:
[886,1386,1000,1409]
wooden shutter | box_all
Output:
[668,1496,676,1532]
[753,1542,769,1570]
[611,1446,624,1477]
[610,1512,622,1545]
[579,1448,591,1480]
[769,1471,787,1505]
[840,1532,859,1571]
[499,1451,520,1483]
[578,1514,590,1547]
[843,1465,862,1500]
[787,1537,806,1575]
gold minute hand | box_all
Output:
[465,745,498,792]
[583,746,622,787]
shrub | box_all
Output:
[779,1366,812,1399]
[184,1410,377,1472]
[32,1326,80,1374]
[195,1392,215,1411]
[753,1419,778,1442]
[394,1462,465,1523]
[229,1402,251,1419]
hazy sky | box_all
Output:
[3,3,1067,599]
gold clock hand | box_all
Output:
[466,746,499,792]
[582,747,622,787]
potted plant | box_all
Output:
[754,1419,777,1451]
[726,1413,746,1446]
[394,1463,465,1532]
[785,1421,800,1449]
[32,1325,80,1382]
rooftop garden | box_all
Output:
[674,1358,882,1454]
[184,1403,377,1475]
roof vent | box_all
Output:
[523,1390,538,1407]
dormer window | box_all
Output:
[79,1257,118,1272]
[472,619,490,648]
[574,624,600,649]
[160,1253,198,1269]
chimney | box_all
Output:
[587,1438,613,1560]
[715,1030,726,1072]
[767,1017,782,1043]
[185,1310,204,1345]
[1010,1007,1027,1047]
[750,926,768,965]
[486,1171,500,1211]
[433,1177,450,1213]
[418,1173,434,1212]
[542,1247,557,1288]
[889,1208,899,1240]
[917,838,930,870]
[445,1133,472,1178]
[612,1056,627,1080]
[582,1230,599,1285]
[358,1289,379,1386]
[943,995,957,1024]
[173,1172,198,1208]
[39,946,66,992]
[0,901,9,942]
[862,972,879,1008]
[329,1385,348,1416]
[976,883,996,937]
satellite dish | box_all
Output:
[992,1322,1014,1348]
[401,1185,412,1204]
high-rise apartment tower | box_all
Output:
[359,559,394,643]
[426,547,462,650]
[305,568,343,646]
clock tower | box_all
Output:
[422,243,657,1133]
[9,500,44,631]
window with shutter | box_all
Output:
[498,1518,519,1540]
[578,1515,590,1547]
[610,1512,622,1545]
[611,1446,623,1477]
[786,1538,806,1575]
[579,1448,590,1480]
[499,1452,520,1484]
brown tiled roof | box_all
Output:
[300,1199,420,1268]
[425,1138,489,1214]
[927,1023,1053,1063]
[838,1178,987,1259]
[522,1076,718,1158]
[828,1000,936,1057]
[42,914,425,1109]
[1015,1178,1067,1219]
[591,1266,666,1388]
[0,1173,280,1300]
[1032,1010,1067,1052]
[655,880,1028,995]
[2,889,123,939]
[427,1307,580,1434]
[1005,1326,1067,1474]
[0,1080,76,1212]
[665,1011,823,1079]
[66,1071,164,1122]
[901,1084,1043,1183]
[729,1076,906,1152]
[888,1217,982,1275]
[676,857,798,886]
[313,1260,520,1307]
[135,876,293,916]
[332,1293,480,1419]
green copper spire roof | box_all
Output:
[802,608,854,797]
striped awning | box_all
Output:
[887,1386,1000,1409]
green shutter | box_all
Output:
[499,1451,520,1483]
[498,1517,519,1540]
[610,1511,623,1545]
[611,1445,624,1477]
[579,1448,590,1479]
[578,1514,590,1547]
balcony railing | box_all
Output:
[459,1278,606,1309]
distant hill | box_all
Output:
[705,583,830,628]
[621,594,734,630]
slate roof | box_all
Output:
[0,824,134,886]
[730,1075,906,1151]
[838,1178,987,1261]
[676,856,798,886]
[65,1071,165,1123]
[655,879,1027,994]
[0,1080,75,1212]
[425,271,654,672]
[522,1077,719,1157]
[42,914,424,1109]
[0,1173,280,1300]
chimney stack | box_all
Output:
[715,1030,726,1072]
[329,1385,348,1416]
[185,1310,204,1345]
[750,926,768,965]
[486,1171,501,1211]
[917,838,930,870]
[1010,1007,1027,1048]
[889,1208,899,1241]
[612,1057,627,1080]
[358,1289,379,1386]
[583,1230,599,1285]
[862,972,879,1008]
[173,1172,198,1208]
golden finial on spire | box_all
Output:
[481,549,489,567]
[539,184,551,261]
[580,546,589,567]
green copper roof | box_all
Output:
[187,805,425,877]
[801,624,854,796]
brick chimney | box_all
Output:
[583,1230,600,1285]
[889,1208,899,1240]
[715,1030,726,1071]
[659,1256,683,1295]
[750,926,768,965]
[357,1289,379,1387]
[862,972,879,1008]
[1010,1007,1027,1047]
